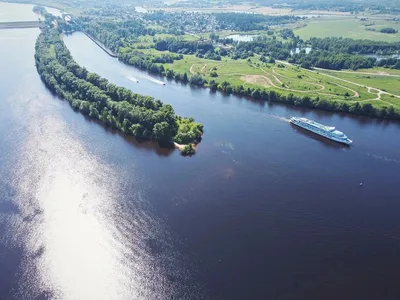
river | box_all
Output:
[1,10,400,300]
[0,3,62,22]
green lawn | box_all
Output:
[380,94,400,108]
[356,68,400,76]
[317,70,400,96]
[138,47,400,109]
[294,17,400,42]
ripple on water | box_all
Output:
[3,75,202,299]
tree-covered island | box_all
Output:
[35,29,203,155]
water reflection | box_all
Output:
[80,114,175,157]
[2,49,195,299]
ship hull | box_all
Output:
[290,119,352,145]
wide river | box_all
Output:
[1,13,400,300]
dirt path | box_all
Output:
[335,83,359,98]
[190,63,208,74]
[241,73,332,95]
[316,70,400,99]
[276,60,400,102]
[253,65,329,94]
[266,68,283,85]
[189,64,197,74]
[271,68,325,91]
[314,67,400,78]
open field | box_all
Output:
[135,33,199,48]
[157,5,293,15]
[317,69,400,97]
[139,33,198,42]
[294,17,400,42]
[356,68,400,76]
[155,4,355,17]
[139,48,400,109]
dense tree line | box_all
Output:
[213,13,299,31]
[380,28,398,34]
[308,37,400,55]
[77,18,155,51]
[290,50,376,70]
[203,79,400,120]
[280,29,295,40]
[377,58,400,69]
[143,11,216,34]
[232,36,299,60]
[35,29,203,150]
[143,11,298,33]
[119,48,167,75]
[228,35,399,70]
[155,39,221,60]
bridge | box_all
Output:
[0,21,44,30]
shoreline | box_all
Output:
[36,29,203,158]
[66,29,400,121]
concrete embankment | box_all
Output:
[0,21,43,29]
[82,32,118,58]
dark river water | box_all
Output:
[1,27,400,300]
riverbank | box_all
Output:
[84,35,399,120]
[119,51,400,120]
[0,21,43,29]
[70,15,400,121]
[81,32,118,58]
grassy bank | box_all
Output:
[141,48,399,107]
[295,17,400,42]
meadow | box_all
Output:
[317,69,400,97]
[294,17,400,42]
[140,47,400,109]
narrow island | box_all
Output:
[35,29,203,156]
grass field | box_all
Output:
[139,47,400,109]
[135,33,199,48]
[317,69,400,96]
[159,4,293,16]
[294,17,400,42]
[356,68,400,76]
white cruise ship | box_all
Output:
[290,117,353,145]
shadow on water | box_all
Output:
[41,86,177,157]
[81,114,176,157]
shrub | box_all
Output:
[181,144,195,156]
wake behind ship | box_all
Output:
[290,117,353,145]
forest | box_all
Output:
[155,39,222,60]
[308,37,400,55]
[231,36,400,70]
[212,13,299,31]
[35,29,203,152]
[289,51,377,70]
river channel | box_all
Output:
[1,7,400,299]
